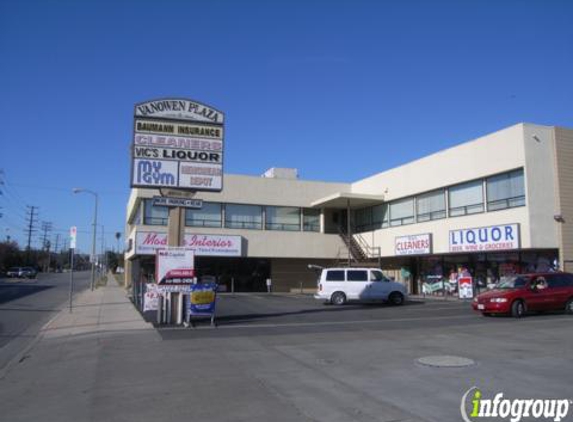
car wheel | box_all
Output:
[389,292,404,306]
[331,292,346,306]
[565,298,573,315]
[511,300,526,318]
[482,312,491,317]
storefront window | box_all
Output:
[448,180,484,217]
[225,204,263,230]
[486,169,525,211]
[303,209,320,232]
[143,199,168,226]
[416,189,446,222]
[390,198,414,226]
[266,206,301,231]
[185,202,222,228]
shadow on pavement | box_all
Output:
[0,285,53,305]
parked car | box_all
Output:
[6,266,37,279]
[6,267,21,278]
[472,272,573,318]
[314,267,407,306]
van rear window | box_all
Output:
[325,270,345,281]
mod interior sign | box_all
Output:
[136,232,242,257]
[130,98,224,192]
[449,224,520,252]
[155,247,195,285]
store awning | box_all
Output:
[310,192,386,209]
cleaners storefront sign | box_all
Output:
[136,232,242,257]
[449,224,519,253]
[395,234,431,256]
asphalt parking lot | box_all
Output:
[152,293,573,421]
[158,292,571,337]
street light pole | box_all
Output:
[73,188,98,291]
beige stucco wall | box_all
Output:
[553,127,573,272]
[522,124,559,249]
[351,124,526,199]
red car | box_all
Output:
[472,272,573,318]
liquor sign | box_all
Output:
[155,247,195,285]
[395,234,431,256]
[136,232,242,257]
[130,98,224,192]
[449,224,519,253]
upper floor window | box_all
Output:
[354,207,373,232]
[417,189,446,222]
[185,202,222,228]
[373,203,389,229]
[266,206,301,231]
[449,180,484,217]
[486,169,525,211]
[303,209,320,232]
[130,201,142,225]
[390,198,414,226]
[225,204,263,230]
[143,199,168,226]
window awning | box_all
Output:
[310,192,386,209]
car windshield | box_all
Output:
[496,276,527,289]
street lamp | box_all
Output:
[73,187,98,291]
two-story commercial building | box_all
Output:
[124,123,573,300]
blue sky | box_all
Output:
[1,0,572,254]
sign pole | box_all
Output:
[167,206,186,324]
[69,248,74,313]
[69,226,77,313]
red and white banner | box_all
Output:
[136,232,242,257]
[155,247,195,285]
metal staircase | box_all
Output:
[337,226,381,267]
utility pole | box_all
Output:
[40,221,53,249]
[40,221,53,272]
[25,206,39,261]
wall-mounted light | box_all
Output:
[554,214,565,223]
[532,134,541,143]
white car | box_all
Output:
[314,267,407,306]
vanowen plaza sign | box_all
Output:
[131,98,225,192]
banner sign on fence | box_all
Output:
[188,283,217,316]
[143,284,161,311]
[156,247,195,285]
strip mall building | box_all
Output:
[125,123,573,297]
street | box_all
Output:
[0,271,91,369]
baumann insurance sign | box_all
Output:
[449,224,520,252]
[131,98,224,192]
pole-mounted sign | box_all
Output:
[131,98,225,192]
[70,226,77,250]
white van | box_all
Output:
[314,267,407,306]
